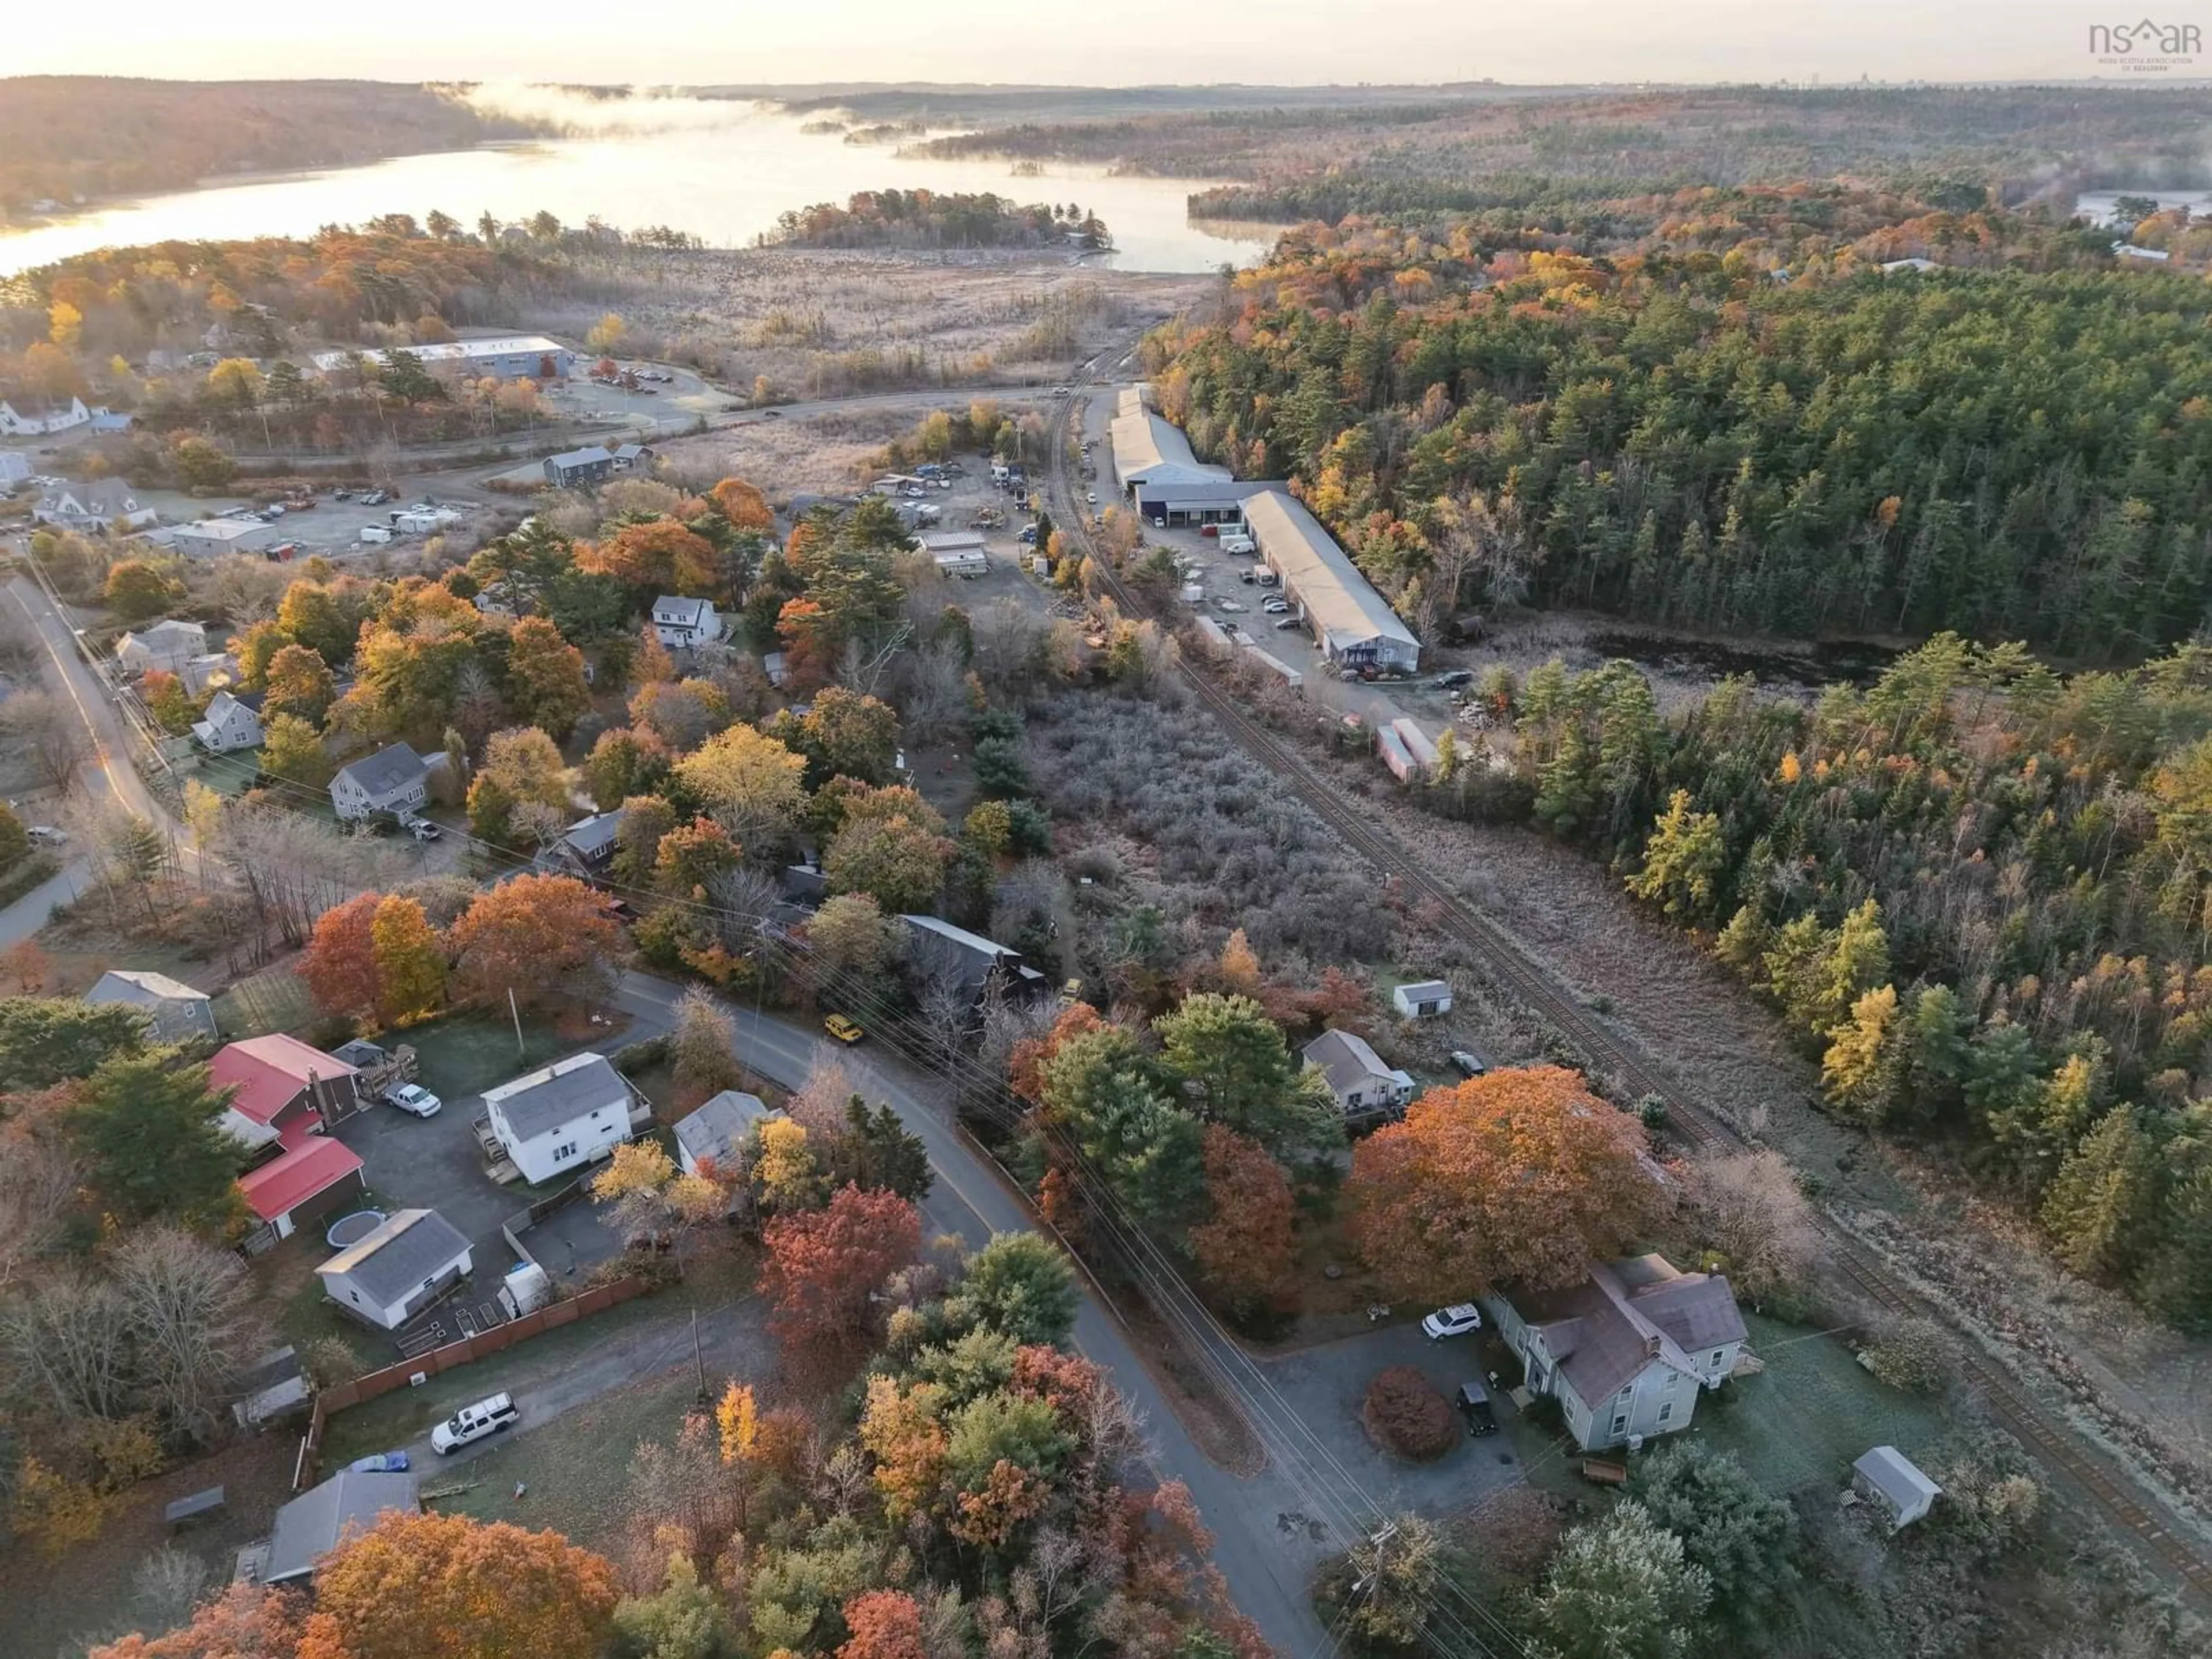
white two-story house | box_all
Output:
[652,596,721,648]
[481,1051,643,1184]
[1486,1254,1747,1453]
[329,743,431,822]
[0,394,91,437]
[192,690,264,753]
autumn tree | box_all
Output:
[584,518,719,593]
[1188,1125,1297,1312]
[838,1590,926,1659]
[709,476,775,532]
[584,726,671,811]
[824,808,955,914]
[261,713,334,789]
[262,643,338,727]
[805,892,899,980]
[370,894,445,1024]
[762,1183,922,1354]
[675,724,808,846]
[449,873,623,1010]
[105,559,186,622]
[672,986,744,1101]
[302,1510,618,1659]
[775,686,900,787]
[1346,1067,1663,1301]
[1155,991,1341,1158]
[1627,790,1729,924]
[86,1583,306,1659]
[300,891,382,1022]
[504,616,593,738]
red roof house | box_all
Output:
[211,1035,360,1129]
[213,1036,369,1238]
[238,1136,365,1236]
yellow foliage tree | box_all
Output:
[717,1381,759,1464]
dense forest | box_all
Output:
[767,190,1109,251]
[0,78,547,220]
[1146,207,2212,658]
[895,85,2212,217]
[1430,635,2212,1330]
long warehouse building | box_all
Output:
[1109,407,1251,526]
[1242,489,1420,672]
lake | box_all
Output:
[0,101,1282,277]
[2073,188,2212,225]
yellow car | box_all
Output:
[823,1014,865,1046]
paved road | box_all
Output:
[615,972,1333,1657]
[0,858,88,948]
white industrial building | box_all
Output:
[1110,408,1236,513]
[921,530,988,578]
[1241,490,1419,672]
[172,517,278,558]
[310,335,575,381]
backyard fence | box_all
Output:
[296,1275,647,1488]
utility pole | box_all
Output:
[692,1306,707,1406]
[507,986,525,1057]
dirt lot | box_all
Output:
[535,246,1217,402]
[647,401,1025,503]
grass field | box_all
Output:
[401,1009,579,1099]
[213,961,313,1037]
[1696,1312,1950,1497]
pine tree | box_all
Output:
[2041,1108,2156,1281]
[1822,985,1902,1124]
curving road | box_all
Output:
[613,972,1332,1658]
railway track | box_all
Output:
[1039,376,2212,1605]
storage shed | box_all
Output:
[1853,1445,1941,1531]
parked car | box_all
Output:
[824,1013,865,1045]
[1456,1384,1499,1437]
[26,825,67,845]
[1262,598,1291,614]
[1085,490,1097,505]
[348,1450,411,1473]
[1450,1050,1488,1078]
[359,490,389,506]
[1432,670,1475,689]
[407,820,441,842]
[387,1084,444,1118]
[1422,1304,1484,1340]
[332,487,353,501]
[1274,617,1303,631]
[431,1393,519,1455]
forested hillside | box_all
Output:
[1148,210,2212,659]
[767,190,1109,251]
[0,78,546,220]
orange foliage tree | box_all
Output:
[709,476,775,532]
[1009,1001,1104,1104]
[1345,1066,1662,1302]
[762,1183,922,1354]
[88,1584,306,1659]
[299,892,381,1022]
[580,518,719,593]
[298,1510,617,1659]
[838,1590,927,1659]
[1188,1125,1297,1310]
[448,873,623,1010]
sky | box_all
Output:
[5,1,2178,86]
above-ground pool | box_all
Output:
[325,1210,388,1249]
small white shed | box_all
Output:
[1393,979,1453,1018]
[1852,1445,1941,1531]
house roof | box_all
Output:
[86,967,209,1006]
[1302,1028,1397,1094]
[482,1051,626,1143]
[333,743,427,800]
[1505,1255,1743,1408]
[176,517,268,543]
[119,619,206,654]
[211,1035,353,1126]
[1395,979,1451,1001]
[1109,410,1231,488]
[675,1090,774,1170]
[1243,490,1418,657]
[202,689,259,725]
[900,913,1019,964]
[317,1208,471,1305]
[558,808,626,859]
[264,1469,419,1583]
[653,596,713,626]
[2,393,81,418]
[613,443,651,461]
[1854,1445,1940,1509]
[240,1137,363,1222]
[548,445,614,469]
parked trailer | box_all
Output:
[1376,726,1417,783]
[1193,617,1235,655]
[1391,718,1441,774]
[1237,643,1304,694]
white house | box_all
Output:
[330,743,431,821]
[0,394,91,437]
[1302,1028,1416,1116]
[1392,979,1453,1018]
[481,1051,640,1185]
[1486,1254,1747,1452]
[1852,1446,1941,1531]
[85,968,217,1044]
[652,596,721,647]
[674,1089,775,1177]
[32,479,155,532]
[315,1208,474,1331]
[116,619,209,677]
[192,689,264,753]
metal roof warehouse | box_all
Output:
[1241,490,1420,671]
[310,336,574,379]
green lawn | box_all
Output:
[402,1010,579,1100]
[214,962,314,1037]
[188,750,266,799]
[1694,1312,1950,1497]
[418,1368,706,1551]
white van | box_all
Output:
[430,1392,518,1455]
[1219,533,1255,555]
[359,524,393,544]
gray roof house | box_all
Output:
[1485,1253,1748,1452]
[535,807,626,879]
[85,968,218,1044]
[330,743,431,821]
[1853,1446,1941,1531]
[481,1051,641,1185]
[264,1468,420,1583]
[1302,1028,1416,1116]
[652,595,720,647]
[544,445,615,488]
[116,619,209,676]
[192,689,264,754]
[612,442,654,471]
[900,914,1050,1007]
[674,1089,775,1177]
[33,478,156,533]
[315,1207,474,1331]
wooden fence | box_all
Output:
[297,1275,647,1487]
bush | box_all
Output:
[1361,1366,1457,1461]
[613,1034,672,1075]
[1862,1319,1948,1395]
